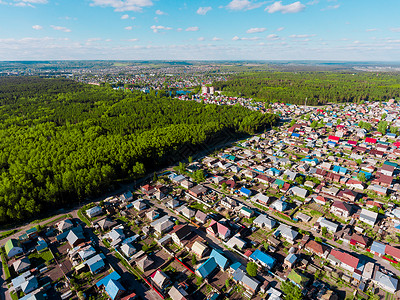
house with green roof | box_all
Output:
[5,238,23,258]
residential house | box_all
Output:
[133,199,146,211]
[136,256,154,272]
[57,219,74,233]
[207,220,231,240]
[151,216,174,235]
[210,249,229,270]
[67,227,85,248]
[274,224,298,243]
[374,271,398,293]
[13,257,31,274]
[226,235,246,250]
[250,249,276,269]
[240,207,254,218]
[105,279,126,300]
[5,239,23,258]
[168,284,189,300]
[195,210,208,224]
[330,201,352,218]
[192,241,208,258]
[151,270,170,291]
[120,243,136,258]
[171,225,192,247]
[328,249,359,272]
[253,214,276,229]
[188,185,208,198]
[304,240,330,258]
[270,200,288,212]
[359,208,378,226]
[86,206,103,219]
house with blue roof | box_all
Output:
[332,165,347,175]
[105,279,126,300]
[370,241,386,257]
[86,253,106,274]
[195,257,218,278]
[239,187,252,198]
[96,271,121,288]
[210,249,229,270]
[249,249,276,269]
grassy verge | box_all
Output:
[0,229,21,241]
[77,209,90,226]
[0,247,11,281]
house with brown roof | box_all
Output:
[305,240,330,258]
[330,201,352,218]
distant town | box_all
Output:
[3,94,400,300]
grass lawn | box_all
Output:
[28,249,54,268]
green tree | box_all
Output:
[225,279,230,290]
[246,261,258,277]
[321,226,327,237]
[357,172,367,182]
[289,119,296,127]
[390,126,398,135]
[310,120,318,129]
[191,255,197,266]
[188,156,193,163]
[296,176,305,185]
[153,172,158,183]
[377,120,388,134]
[281,281,303,300]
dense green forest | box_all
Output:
[213,72,400,105]
[0,77,277,224]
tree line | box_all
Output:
[213,72,400,105]
[0,77,278,224]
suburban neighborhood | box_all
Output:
[3,98,400,300]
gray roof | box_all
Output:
[375,271,398,291]
[253,214,276,229]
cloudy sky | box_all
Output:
[1,0,400,61]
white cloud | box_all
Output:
[16,0,47,3]
[32,25,43,30]
[125,26,133,30]
[321,4,339,11]
[50,25,71,32]
[150,25,172,33]
[226,0,264,11]
[232,36,260,41]
[128,38,138,41]
[212,37,222,41]
[307,0,318,4]
[121,14,129,19]
[277,27,285,31]
[265,1,305,13]
[267,34,280,40]
[155,9,166,15]
[90,0,153,12]
[185,26,199,32]
[366,28,377,32]
[198,37,205,41]
[390,28,400,32]
[289,34,315,38]
[176,28,183,32]
[197,6,212,15]
[246,27,267,34]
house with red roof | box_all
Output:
[207,220,231,241]
[328,249,359,272]
[385,245,400,262]
[350,233,370,248]
[328,135,340,142]
[365,137,377,144]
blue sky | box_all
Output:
[1,0,400,61]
